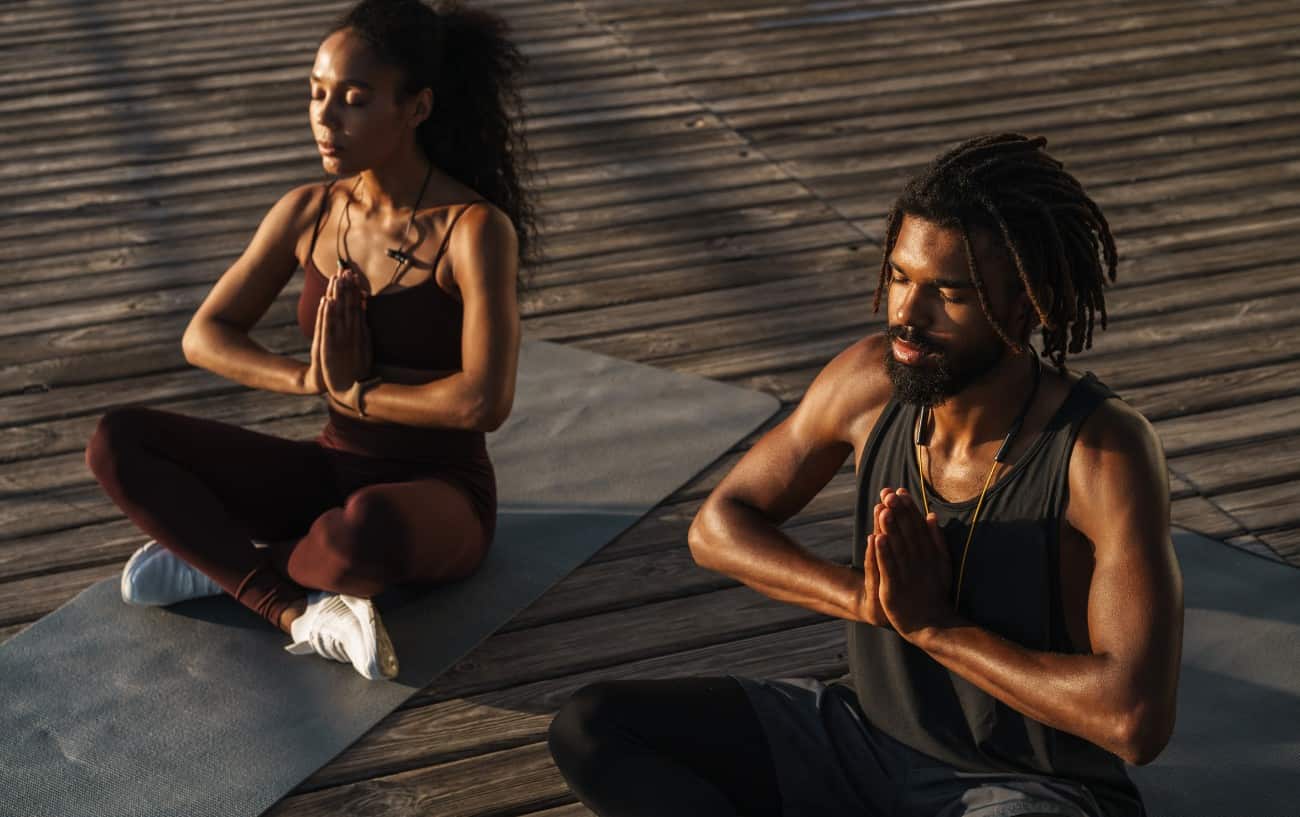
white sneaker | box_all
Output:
[120,540,224,606]
[284,592,399,680]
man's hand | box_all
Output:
[321,269,373,397]
[874,487,955,639]
[855,531,891,627]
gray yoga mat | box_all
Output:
[1130,529,1300,817]
[0,340,780,817]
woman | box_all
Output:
[85,0,536,680]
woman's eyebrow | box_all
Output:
[309,73,374,90]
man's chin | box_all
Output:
[883,351,953,407]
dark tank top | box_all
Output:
[835,373,1144,815]
[295,185,495,531]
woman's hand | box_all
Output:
[298,291,329,394]
[322,268,373,397]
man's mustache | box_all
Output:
[887,325,943,355]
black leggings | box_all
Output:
[547,677,782,817]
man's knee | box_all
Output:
[548,681,633,770]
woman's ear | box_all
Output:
[410,87,434,129]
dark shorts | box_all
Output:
[733,675,1111,817]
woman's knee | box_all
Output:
[85,406,154,483]
[303,491,401,594]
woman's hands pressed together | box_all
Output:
[322,268,373,397]
[301,267,374,404]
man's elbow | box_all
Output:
[1113,705,1174,766]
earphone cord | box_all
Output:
[914,353,1042,609]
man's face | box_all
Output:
[882,214,1027,406]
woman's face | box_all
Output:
[309,28,428,175]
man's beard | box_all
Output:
[883,325,1005,407]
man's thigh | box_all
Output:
[732,676,902,817]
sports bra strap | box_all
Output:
[430,200,486,273]
[306,181,336,261]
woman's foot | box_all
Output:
[120,540,224,606]
[284,592,399,680]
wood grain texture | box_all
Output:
[2,0,1296,812]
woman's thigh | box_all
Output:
[274,475,490,596]
[87,406,342,542]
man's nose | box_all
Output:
[892,283,931,329]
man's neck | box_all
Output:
[928,351,1038,457]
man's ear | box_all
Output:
[1013,289,1038,343]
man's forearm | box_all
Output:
[689,497,865,622]
[912,618,1164,765]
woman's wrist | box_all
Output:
[332,376,382,416]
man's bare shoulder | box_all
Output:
[1072,394,1165,477]
[797,332,895,447]
[1066,392,1170,549]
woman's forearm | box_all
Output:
[330,369,508,432]
[182,319,315,395]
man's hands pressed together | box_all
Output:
[863,488,958,641]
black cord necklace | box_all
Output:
[913,352,1043,609]
[335,161,434,294]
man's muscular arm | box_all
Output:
[688,335,893,625]
[877,400,1183,765]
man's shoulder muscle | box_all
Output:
[1065,394,1170,548]
[795,333,894,452]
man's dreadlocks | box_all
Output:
[872,134,1118,368]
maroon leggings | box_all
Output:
[85,407,491,628]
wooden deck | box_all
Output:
[2,0,1298,812]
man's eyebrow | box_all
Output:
[887,259,973,289]
[309,74,374,90]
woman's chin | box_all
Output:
[320,154,351,175]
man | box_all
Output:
[547,134,1182,817]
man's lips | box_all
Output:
[891,336,939,366]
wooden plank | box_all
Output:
[298,620,844,790]
[1210,480,1300,536]
[1257,528,1300,564]
[656,8,1300,115]
[1170,495,1246,541]
[1154,396,1300,459]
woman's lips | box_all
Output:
[891,337,937,366]
[317,141,341,156]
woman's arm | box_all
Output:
[329,204,521,431]
[182,184,325,395]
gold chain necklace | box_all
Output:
[913,354,1041,609]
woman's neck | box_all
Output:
[356,144,430,215]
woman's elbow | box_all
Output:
[466,391,513,432]
[180,321,209,368]
[687,503,723,570]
